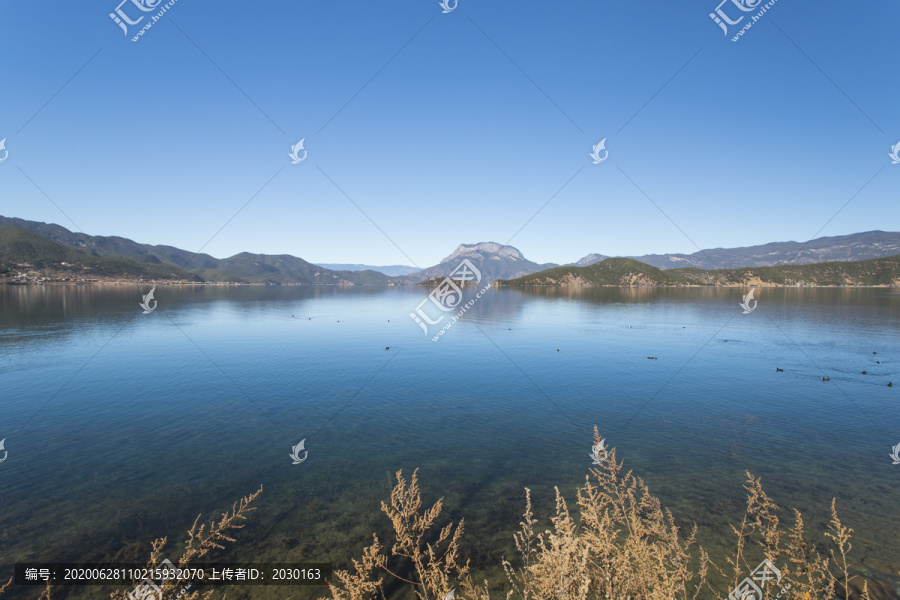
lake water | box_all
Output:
[1,284,899,599]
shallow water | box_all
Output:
[1,284,899,599]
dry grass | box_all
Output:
[496,426,708,600]
[2,430,877,600]
[325,427,872,600]
[107,484,264,600]
[322,468,489,600]
[0,485,263,600]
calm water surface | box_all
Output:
[1,285,899,599]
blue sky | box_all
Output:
[0,0,897,268]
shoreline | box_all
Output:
[493,282,899,289]
[0,280,401,287]
[5,280,897,289]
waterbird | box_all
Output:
[877,361,882,364]
[862,371,868,375]
[822,377,830,382]
[776,368,783,372]
[874,351,878,355]
[889,382,893,387]
[647,356,658,360]
[385,347,390,350]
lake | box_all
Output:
[1,284,899,599]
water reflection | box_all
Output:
[0,284,898,599]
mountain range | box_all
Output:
[496,256,900,288]
[2,215,899,285]
[410,232,900,282]
[572,230,900,269]
[0,216,398,285]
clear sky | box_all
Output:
[0,0,897,269]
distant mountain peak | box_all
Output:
[443,242,525,263]
[410,241,555,282]
[573,253,610,267]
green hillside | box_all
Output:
[0,225,202,282]
[215,253,356,285]
[497,255,900,287]
[0,217,401,285]
[683,255,900,286]
[498,257,692,286]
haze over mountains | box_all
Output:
[2,215,900,285]
[314,263,420,277]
